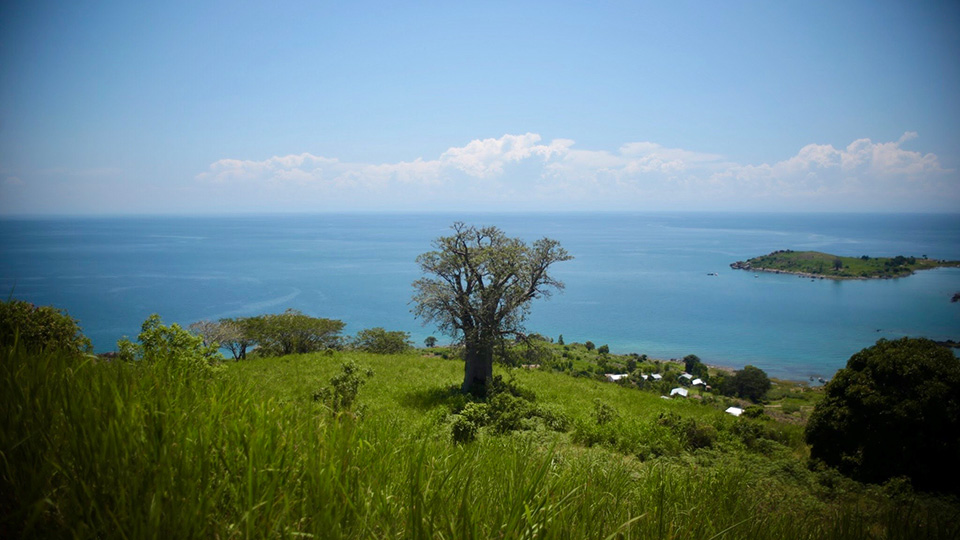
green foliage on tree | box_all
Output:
[584,341,595,351]
[683,354,709,379]
[424,336,437,348]
[245,309,344,357]
[0,299,92,354]
[118,314,220,376]
[597,344,610,355]
[805,338,960,494]
[721,365,770,402]
[412,222,572,393]
[353,327,412,354]
[557,334,564,345]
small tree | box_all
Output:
[597,344,610,355]
[806,338,960,494]
[721,365,770,402]
[353,327,412,354]
[246,310,344,357]
[424,336,437,348]
[118,314,220,375]
[557,334,564,345]
[585,341,596,351]
[217,318,256,360]
[188,320,231,349]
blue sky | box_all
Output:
[1,1,958,214]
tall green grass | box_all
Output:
[3,346,957,538]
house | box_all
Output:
[725,406,743,417]
[670,387,689,397]
[640,374,649,380]
[650,373,663,381]
[605,373,629,382]
[679,373,693,381]
[691,378,704,386]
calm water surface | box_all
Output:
[2,212,958,380]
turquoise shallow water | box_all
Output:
[1,212,958,380]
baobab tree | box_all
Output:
[412,222,572,393]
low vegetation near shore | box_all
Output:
[731,250,960,279]
[3,302,960,538]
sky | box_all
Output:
[1,0,958,215]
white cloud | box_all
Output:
[195,131,955,211]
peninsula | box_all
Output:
[730,250,960,280]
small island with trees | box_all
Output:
[731,249,960,279]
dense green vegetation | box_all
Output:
[806,337,960,494]
[0,299,92,353]
[731,250,960,279]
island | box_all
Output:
[730,250,960,280]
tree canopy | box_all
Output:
[805,337,960,494]
[353,327,412,354]
[721,365,770,402]
[412,222,572,393]
[0,299,92,354]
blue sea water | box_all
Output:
[1,212,958,380]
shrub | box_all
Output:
[592,398,618,425]
[534,403,571,432]
[487,392,532,434]
[459,401,489,425]
[312,360,374,413]
[450,415,478,444]
[742,405,766,419]
[0,299,92,354]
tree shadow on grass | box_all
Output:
[399,384,465,412]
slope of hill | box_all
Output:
[5,342,959,538]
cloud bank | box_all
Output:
[196,132,954,212]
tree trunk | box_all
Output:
[461,340,494,394]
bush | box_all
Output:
[312,360,374,414]
[742,405,766,419]
[0,299,92,354]
[592,398,618,425]
[450,415,478,444]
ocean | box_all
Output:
[2,212,958,380]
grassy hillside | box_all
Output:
[731,250,960,279]
[3,345,959,539]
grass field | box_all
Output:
[3,345,959,539]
